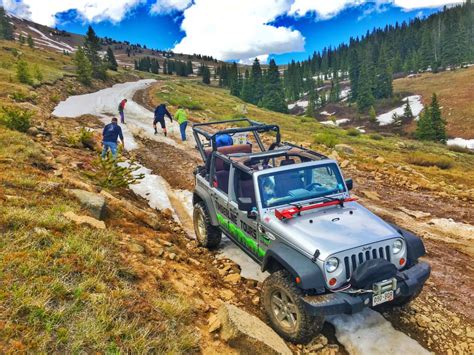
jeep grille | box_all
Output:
[343,246,391,280]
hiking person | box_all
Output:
[153,103,173,136]
[216,133,233,147]
[118,99,127,124]
[175,106,188,141]
[101,117,124,159]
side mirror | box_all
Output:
[345,178,353,191]
[238,197,253,212]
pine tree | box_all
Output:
[105,47,118,71]
[186,60,193,75]
[0,7,14,40]
[19,34,26,45]
[375,48,393,99]
[83,26,107,80]
[33,64,43,82]
[74,46,93,86]
[249,58,263,105]
[16,60,32,84]
[202,65,211,84]
[430,93,446,143]
[369,106,377,123]
[415,106,435,140]
[356,61,374,112]
[403,98,414,119]
[306,77,317,116]
[260,59,287,113]
[27,34,34,48]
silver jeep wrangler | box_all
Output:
[192,119,430,344]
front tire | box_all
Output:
[193,201,221,249]
[262,270,323,344]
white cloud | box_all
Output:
[150,0,193,15]
[172,0,304,62]
[1,0,145,26]
[392,0,464,11]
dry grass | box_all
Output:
[394,66,474,138]
[406,152,454,170]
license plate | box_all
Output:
[372,290,394,306]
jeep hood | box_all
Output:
[263,201,400,260]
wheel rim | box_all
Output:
[270,289,299,331]
[194,208,206,243]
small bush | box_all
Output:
[93,158,145,188]
[346,128,361,137]
[448,144,473,155]
[79,127,95,150]
[50,94,61,104]
[16,60,32,85]
[0,106,32,132]
[314,133,338,148]
[369,133,383,140]
[406,152,453,170]
[10,91,38,104]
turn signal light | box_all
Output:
[399,258,406,266]
[329,278,337,286]
[295,277,301,284]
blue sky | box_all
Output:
[2,0,462,64]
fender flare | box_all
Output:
[390,224,426,263]
[262,242,326,292]
[192,190,218,226]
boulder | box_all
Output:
[69,189,106,220]
[63,211,106,229]
[27,126,40,136]
[375,156,385,164]
[224,273,241,284]
[340,160,350,168]
[335,144,354,155]
[214,304,292,355]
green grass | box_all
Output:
[406,152,454,170]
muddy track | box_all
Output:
[130,83,474,354]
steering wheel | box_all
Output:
[306,182,322,191]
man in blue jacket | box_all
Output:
[101,117,124,159]
[153,103,173,136]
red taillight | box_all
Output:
[295,277,301,284]
[399,258,406,266]
[329,278,337,286]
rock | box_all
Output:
[63,176,95,192]
[466,330,474,338]
[188,257,201,266]
[251,296,260,306]
[128,243,145,253]
[416,314,431,328]
[27,126,39,136]
[69,189,106,220]
[168,252,177,260]
[375,156,385,164]
[220,289,235,301]
[208,314,221,333]
[215,303,292,355]
[340,160,350,168]
[63,211,106,229]
[224,273,241,284]
[361,190,380,201]
[397,207,431,219]
[335,144,354,155]
[328,150,340,161]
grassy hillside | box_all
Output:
[394,66,474,139]
[149,78,474,199]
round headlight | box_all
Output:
[325,257,339,273]
[393,239,403,254]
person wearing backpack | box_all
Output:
[153,103,173,136]
[118,99,127,124]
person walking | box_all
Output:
[153,103,173,136]
[118,99,127,124]
[101,117,124,159]
[175,106,188,141]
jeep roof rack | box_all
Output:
[192,118,281,161]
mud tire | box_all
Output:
[193,201,221,249]
[262,270,324,344]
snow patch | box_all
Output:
[27,25,75,52]
[428,218,474,239]
[447,138,474,150]
[376,95,423,126]
[328,309,429,355]
[320,118,350,127]
[320,111,336,116]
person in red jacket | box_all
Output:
[118,99,127,124]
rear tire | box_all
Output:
[193,201,221,249]
[262,270,323,344]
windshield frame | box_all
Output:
[254,160,349,210]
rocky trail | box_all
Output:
[51,79,473,354]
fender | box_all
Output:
[262,242,326,292]
[390,224,426,263]
[193,184,219,226]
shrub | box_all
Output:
[0,106,32,132]
[447,145,473,155]
[346,128,361,137]
[79,127,95,150]
[16,60,32,84]
[406,152,453,170]
[93,158,145,188]
[369,133,383,140]
[50,94,61,104]
[33,64,43,82]
[10,91,38,103]
[314,132,338,148]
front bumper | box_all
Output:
[303,262,431,316]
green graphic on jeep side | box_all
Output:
[217,213,266,258]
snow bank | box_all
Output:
[320,118,350,127]
[376,95,423,126]
[328,309,429,355]
[27,25,75,52]
[447,138,474,150]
